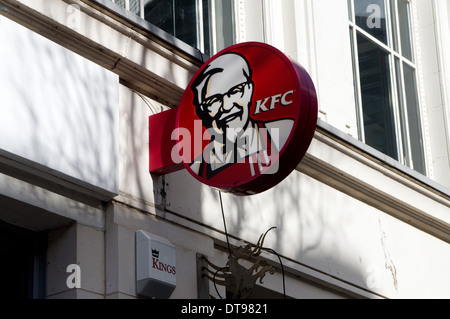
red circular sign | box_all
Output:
[175,42,317,195]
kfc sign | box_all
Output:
[149,42,317,196]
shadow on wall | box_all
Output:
[0,16,119,196]
[118,30,197,206]
[147,149,381,298]
[120,11,380,300]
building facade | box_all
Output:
[0,0,449,299]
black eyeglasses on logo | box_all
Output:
[201,81,252,111]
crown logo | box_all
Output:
[152,249,159,258]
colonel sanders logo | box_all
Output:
[175,42,317,195]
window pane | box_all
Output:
[354,0,388,45]
[144,0,175,36]
[144,0,199,50]
[357,33,398,159]
[397,0,414,61]
[215,0,234,52]
[174,0,198,48]
[202,0,212,56]
[403,63,425,173]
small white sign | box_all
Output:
[136,231,176,298]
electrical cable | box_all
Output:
[218,191,232,257]
[212,266,229,300]
[213,191,231,299]
[262,247,286,299]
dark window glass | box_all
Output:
[202,0,212,56]
[357,34,398,159]
[144,0,175,36]
[174,0,198,48]
[144,0,198,49]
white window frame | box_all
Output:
[348,0,427,174]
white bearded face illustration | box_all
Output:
[177,42,317,194]
[193,53,254,143]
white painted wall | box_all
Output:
[415,0,450,188]
[0,0,449,299]
[116,70,450,297]
[159,136,450,298]
[0,16,119,196]
[116,1,450,298]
